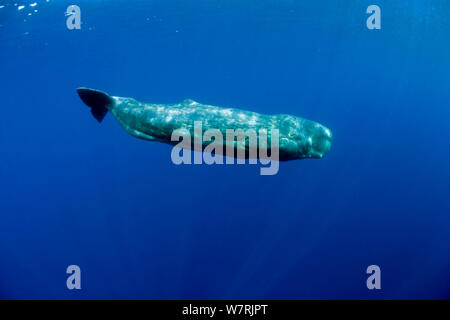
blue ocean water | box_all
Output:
[1,0,449,299]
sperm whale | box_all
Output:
[76,87,332,161]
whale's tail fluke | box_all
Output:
[77,87,114,122]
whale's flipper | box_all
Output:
[77,87,114,122]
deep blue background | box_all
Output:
[1,0,449,299]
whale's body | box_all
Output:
[77,88,332,161]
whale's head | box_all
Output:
[303,120,333,159]
[277,115,332,161]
